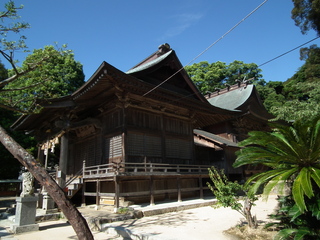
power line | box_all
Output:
[258,36,320,67]
[143,0,269,97]
[154,37,320,106]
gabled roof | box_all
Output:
[206,83,274,121]
[126,43,207,102]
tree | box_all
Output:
[185,60,263,95]
[185,61,227,94]
[233,118,320,238]
[258,45,320,121]
[0,2,93,239]
[255,81,285,113]
[207,166,258,228]
[1,45,85,113]
[291,0,320,35]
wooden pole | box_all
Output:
[199,176,203,199]
[81,160,86,206]
[177,176,182,202]
[114,176,120,211]
[96,179,100,208]
[58,133,69,187]
[150,176,155,206]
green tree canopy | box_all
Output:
[0,45,85,113]
[185,60,263,94]
[291,0,320,35]
[257,44,320,121]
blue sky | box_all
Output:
[11,0,320,83]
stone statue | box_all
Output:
[20,172,34,197]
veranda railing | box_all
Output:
[82,162,211,178]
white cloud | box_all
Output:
[160,13,203,40]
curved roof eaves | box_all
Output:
[208,85,253,110]
[126,50,173,74]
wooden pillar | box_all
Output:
[81,180,86,207]
[58,133,69,187]
[37,146,45,167]
[150,176,155,206]
[177,176,182,202]
[96,179,100,207]
[81,160,86,206]
[114,176,120,211]
[199,176,203,199]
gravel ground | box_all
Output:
[0,195,279,240]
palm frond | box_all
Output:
[292,174,307,212]
[263,168,296,197]
[310,168,320,188]
[299,167,314,199]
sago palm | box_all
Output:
[233,117,320,213]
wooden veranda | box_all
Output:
[79,161,211,208]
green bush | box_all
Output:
[207,166,258,228]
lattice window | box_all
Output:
[105,135,123,160]
[165,138,192,159]
[127,133,144,156]
[127,133,162,157]
[74,136,100,167]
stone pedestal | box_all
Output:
[42,192,55,211]
[11,196,39,234]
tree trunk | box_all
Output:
[243,197,257,228]
[0,125,94,240]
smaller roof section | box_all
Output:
[206,83,254,110]
[194,129,239,148]
[206,82,274,121]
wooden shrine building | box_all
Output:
[194,82,275,180]
[12,44,272,207]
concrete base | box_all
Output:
[10,223,39,234]
[15,196,38,226]
[42,192,55,210]
[11,196,39,234]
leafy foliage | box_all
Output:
[235,118,320,239]
[0,1,29,60]
[267,195,320,240]
[207,166,258,228]
[234,117,320,213]
[0,45,85,112]
[255,44,320,122]
[185,60,263,94]
[291,0,320,35]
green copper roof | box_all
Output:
[126,50,173,74]
[207,85,253,110]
